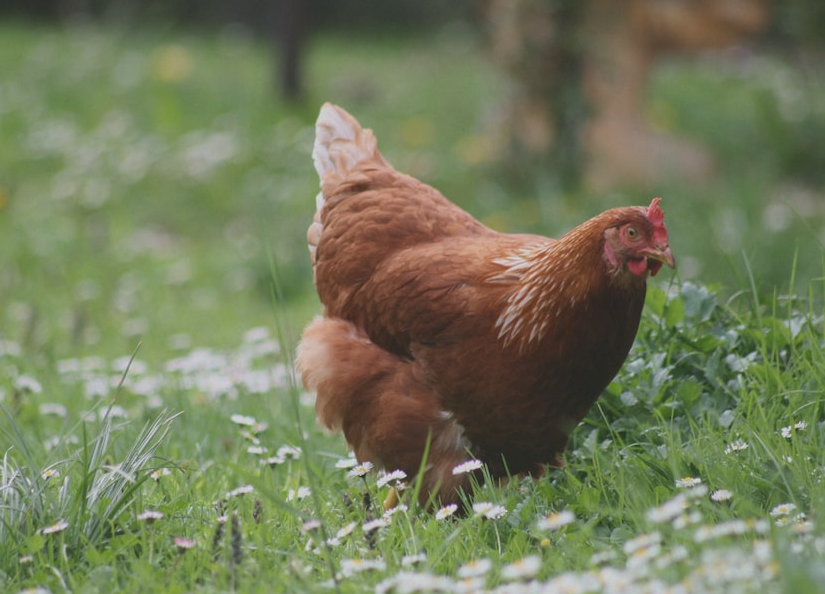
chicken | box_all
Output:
[296,103,675,506]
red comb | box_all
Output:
[647,198,664,225]
[647,198,668,244]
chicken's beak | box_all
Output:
[646,245,676,269]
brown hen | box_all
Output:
[296,103,675,506]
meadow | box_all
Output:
[1,20,825,593]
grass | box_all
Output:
[1,19,825,594]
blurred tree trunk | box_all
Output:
[485,0,769,191]
[274,0,304,100]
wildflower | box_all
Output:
[230,414,257,427]
[150,468,172,480]
[457,557,492,578]
[287,486,311,501]
[673,511,702,530]
[675,476,702,488]
[383,504,408,519]
[41,468,60,480]
[401,553,427,566]
[646,494,688,523]
[623,532,661,555]
[435,503,458,520]
[261,455,286,467]
[454,577,485,593]
[276,445,302,459]
[174,537,196,551]
[724,440,749,454]
[363,517,391,532]
[537,509,575,531]
[246,445,267,455]
[711,489,733,502]
[340,558,387,576]
[452,459,484,475]
[472,501,507,519]
[40,519,69,535]
[137,510,164,522]
[15,374,43,393]
[19,554,34,564]
[335,522,357,540]
[334,455,359,469]
[770,503,796,517]
[226,484,254,499]
[781,421,807,439]
[39,403,67,417]
[347,461,374,478]
[501,555,542,580]
[301,519,322,533]
[376,469,407,488]
[251,422,268,434]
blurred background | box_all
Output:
[1,0,825,359]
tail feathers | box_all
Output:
[296,316,472,506]
[312,103,388,182]
[308,103,391,265]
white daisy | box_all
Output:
[376,469,407,488]
[452,459,484,475]
[435,504,458,520]
[347,461,374,478]
[711,489,733,502]
[457,558,492,578]
[501,555,542,580]
[536,509,575,531]
[472,502,507,519]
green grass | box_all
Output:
[1,20,825,594]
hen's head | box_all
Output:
[602,198,675,278]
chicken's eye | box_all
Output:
[625,225,639,241]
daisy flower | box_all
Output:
[781,421,807,439]
[41,468,60,480]
[452,459,484,475]
[457,557,493,578]
[230,413,257,427]
[362,517,391,532]
[226,484,254,499]
[501,555,542,580]
[150,468,172,480]
[435,504,458,520]
[137,510,164,522]
[40,519,69,535]
[724,440,749,454]
[675,476,702,488]
[276,445,302,459]
[334,455,359,469]
[287,486,311,501]
[301,519,322,533]
[247,445,267,455]
[645,494,688,523]
[376,469,407,488]
[623,531,661,555]
[347,461,374,478]
[537,509,575,531]
[711,489,733,502]
[472,502,507,519]
[174,537,196,551]
[401,553,427,567]
[335,522,357,540]
[770,502,797,517]
[261,455,286,467]
[340,558,387,577]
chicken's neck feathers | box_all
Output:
[491,226,643,353]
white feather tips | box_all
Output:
[312,103,376,181]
